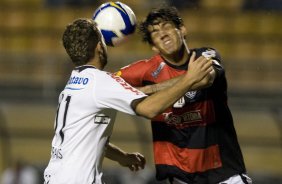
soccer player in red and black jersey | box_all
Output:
[116,6,252,184]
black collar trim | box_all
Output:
[74,65,96,72]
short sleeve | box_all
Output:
[94,71,147,115]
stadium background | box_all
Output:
[0,0,281,183]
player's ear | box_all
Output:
[94,41,103,59]
[94,42,100,54]
[96,41,103,52]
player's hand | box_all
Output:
[186,52,213,84]
[118,152,146,171]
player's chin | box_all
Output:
[162,47,178,56]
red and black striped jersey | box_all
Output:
[117,47,247,184]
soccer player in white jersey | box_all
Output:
[43,18,213,184]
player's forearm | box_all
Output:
[135,77,194,119]
[105,143,126,162]
[137,67,215,95]
[144,66,215,92]
[136,76,182,95]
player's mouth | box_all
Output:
[163,38,173,50]
[164,40,171,45]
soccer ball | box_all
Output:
[93,1,136,47]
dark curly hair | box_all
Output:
[62,18,101,66]
[139,6,184,45]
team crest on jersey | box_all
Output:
[185,91,197,99]
[151,62,165,78]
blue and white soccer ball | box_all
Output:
[93,1,136,47]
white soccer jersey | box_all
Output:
[44,65,147,184]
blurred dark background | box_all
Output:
[0,0,281,183]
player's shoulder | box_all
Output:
[148,54,163,62]
[73,65,110,81]
[140,54,164,68]
[120,54,163,70]
[192,47,221,61]
[135,54,163,65]
[192,47,218,53]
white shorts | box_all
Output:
[169,174,252,184]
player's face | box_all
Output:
[148,21,185,56]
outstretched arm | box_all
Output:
[136,76,180,95]
[105,143,146,171]
[137,61,216,95]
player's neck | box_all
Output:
[87,59,104,70]
[161,45,190,66]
